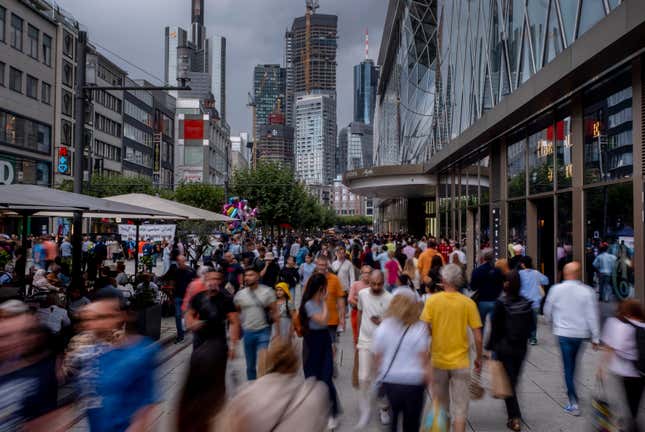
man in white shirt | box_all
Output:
[544,261,600,416]
[37,293,71,334]
[356,270,392,428]
[331,246,355,294]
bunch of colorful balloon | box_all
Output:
[222,197,258,234]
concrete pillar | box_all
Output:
[570,95,585,265]
[631,57,644,301]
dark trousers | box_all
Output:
[383,383,425,432]
[623,376,645,431]
[303,329,339,416]
[497,349,527,420]
[558,336,584,404]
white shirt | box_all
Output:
[331,258,355,293]
[357,289,392,349]
[371,318,429,385]
[37,305,70,333]
[544,280,600,343]
[450,250,466,265]
[602,317,645,377]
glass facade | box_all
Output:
[353,60,378,125]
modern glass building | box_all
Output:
[253,64,286,140]
[353,59,378,125]
[345,0,645,300]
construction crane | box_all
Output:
[247,71,269,167]
[304,0,319,94]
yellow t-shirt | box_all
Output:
[420,291,482,369]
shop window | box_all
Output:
[508,200,526,255]
[585,182,634,300]
[528,127,554,194]
[507,138,526,198]
[556,192,573,282]
[584,85,633,184]
[556,117,573,189]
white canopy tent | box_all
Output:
[103,193,233,222]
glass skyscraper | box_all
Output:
[353,60,378,125]
[253,65,286,139]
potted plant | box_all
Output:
[130,274,161,340]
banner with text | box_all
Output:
[118,224,176,242]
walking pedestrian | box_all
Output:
[299,253,316,287]
[372,294,430,432]
[173,255,196,343]
[418,240,443,280]
[518,256,548,345]
[331,246,355,295]
[299,273,341,429]
[593,242,617,302]
[486,270,535,431]
[470,248,504,332]
[384,251,402,292]
[279,256,300,300]
[234,267,279,380]
[274,282,295,340]
[355,270,393,428]
[420,263,483,432]
[349,266,372,345]
[315,255,346,340]
[599,299,645,432]
[177,268,240,431]
[544,262,600,416]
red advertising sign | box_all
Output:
[184,119,204,140]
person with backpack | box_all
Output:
[486,270,535,431]
[544,262,600,416]
[470,248,504,332]
[599,299,645,432]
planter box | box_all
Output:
[136,304,162,340]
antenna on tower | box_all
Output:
[365,28,369,60]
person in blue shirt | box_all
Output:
[69,296,160,432]
[592,243,617,302]
[296,242,310,266]
[372,245,389,271]
[519,256,549,345]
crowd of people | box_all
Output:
[0,230,643,431]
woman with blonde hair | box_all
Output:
[495,258,511,275]
[371,294,430,431]
[402,258,419,291]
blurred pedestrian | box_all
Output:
[279,256,300,300]
[372,294,430,432]
[274,282,295,340]
[544,262,600,416]
[174,255,196,343]
[470,248,504,333]
[349,265,372,345]
[384,251,402,293]
[331,246,355,295]
[518,256,548,345]
[486,270,535,431]
[299,273,340,429]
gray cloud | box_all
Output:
[56,0,387,135]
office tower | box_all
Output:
[257,105,294,167]
[353,59,378,125]
[284,11,337,127]
[339,122,373,173]
[295,92,336,186]
[253,65,286,139]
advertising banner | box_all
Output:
[118,224,176,242]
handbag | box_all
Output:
[489,359,513,399]
[248,287,274,326]
[375,325,410,397]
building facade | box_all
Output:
[121,77,153,178]
[346,0,645,300]
[253,64,285,139]
[150,86,176,189]
[331,176,368,216]
[339,121,373,173]
[230,134,248,171]
[295,92,336,186]
[257,108,294,167]
[353,59,378,125]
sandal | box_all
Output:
[506,418,521,431]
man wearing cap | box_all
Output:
[260,251,280,288]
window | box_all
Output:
[42,34,52,66]
[124,100,152,126]
[62,61,73,88]
[507,138,526,198]
[10,14,22,51]
[63,31,74,59]
[0,62,4,86]
[27,25,38,59]
[61,120,72,146]
[124,123,152,146]
[184,146,203,165]
[556,117,573,189]
[9,67,22,93]
[95,113,122,138]
[41,82,51,104]
[26,75,38,99]
[0,7,5,43]
[0,109,52,154]
[528,125,554,194]
[62,90,73,116]
[95,90,122,114]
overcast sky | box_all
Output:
[56,0,388,135]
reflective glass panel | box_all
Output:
[508,200,526,251]
[578,0,606,38]
[528,127,554,194]
[556,193,573,282]
[545,0,564,65]
[526,0,549,70]
[555,117,573,189]
[507,138,526,198]
[558,0,578,45]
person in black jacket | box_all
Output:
[279,256,300,299]
[486,270,535,432]
[470,248,504,329]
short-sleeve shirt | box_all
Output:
[420,291,482,369]
[372,318,429,385]
[234,285,276,331]
[305,300,328,330]
[325,273,344,326]
[192,290,237,343]
[357,289,392,349]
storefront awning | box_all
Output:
[343,164,436,198]
[103,193,233,222]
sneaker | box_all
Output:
[529,338,538,346]
[327,416,339,430]
[174,336,184,344]
[564,403,580,416]
[379,408,391,425]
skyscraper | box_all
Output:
[353,59,378,125]
[285,12,338,127]
[253,65,286,139]
[257,105,294,168]
[295,92,336,186]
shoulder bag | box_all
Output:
[248,287,274,326]
[375,325,410,397]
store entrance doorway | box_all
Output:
[531,197,555,284]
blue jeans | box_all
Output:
[243,327,271,381]
[599,274,613,302]
[478,301,496,332]
[558,336,584,404]
[530,308,539,340]
[175,298,184,339]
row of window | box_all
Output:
[124,100,153,127]
[0,63,51,104]
[95,90,122,114]
[94,113,121,138]
[0,7,53,66]
[124,123,152,147]
[0,109,51,155]
[93,139,121,162]
[125,146,152,168]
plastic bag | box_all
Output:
[421,400,448,432]
[591,378,618,432]
[489,360,512,399]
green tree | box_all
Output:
[173,182,224,213]
[58,174,155,198]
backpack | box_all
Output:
[502,296,534,344]
[625,320,645,376]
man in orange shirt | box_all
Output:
[42,236,58,271]
[315,255,346,340]
[417,239,444,279]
